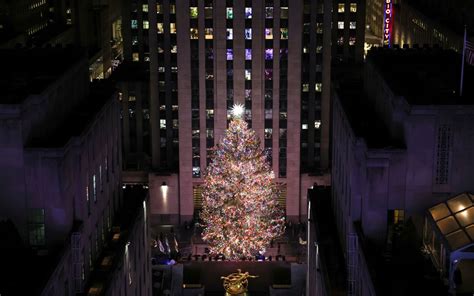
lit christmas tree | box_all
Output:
[200,104,285,259]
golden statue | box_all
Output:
[221,269,258,295]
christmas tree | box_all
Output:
[200,104,285,259]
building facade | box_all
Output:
[0,48,149,296]
[119,0,365,223]
[331,47,474,294]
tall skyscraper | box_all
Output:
[119,0,365,223]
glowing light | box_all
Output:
[231,104,245,119]
[200,115,285,259]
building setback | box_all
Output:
[119,0,365,223]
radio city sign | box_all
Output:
[383,0,393,46]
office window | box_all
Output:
[227,28,233,40]
[338,3,345,13]
[280,28,288,39]
[226,7,233,19]
[93,174,97,202]
[264,128,273,139]
[205,28,213,39]
[190,7,198,18]
[170,4,176,14]
[227,49,234,60]
[131,20,138,29]
[160,119,166,129]
[302,123,308,129]
[245,28,252,40]
[265,109,272,119]
[156,4,162,13]
[245,89,252,100]
[190,28,199,39]
[142,4,148,12]
[350,3,357,12]
[315,83,322,92]
[302,84,309,92]
[157,23,164,33]
[245,48,252,60]
[205,7,213,18]
[265,48,273,60]
[265,7,273,18]
[350,22,356,29]
[280,7,288,19]
[143,21,149,29]
[206,129,214,138]
[206,109,214,119]
[28,208,45,246]
[265,69,273,80]
[245,7,252,18]
[338,21,344,29]
[171,45,178,53]
[314,120,321,129]
[193,166,201,178]
[349,37,356,46]
[265,28,273,39]
[245,69,251,80]
[170,23,177,34]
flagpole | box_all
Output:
[460,25,467,96]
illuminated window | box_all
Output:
[227,28,233,40]
[226,7,233,19]
[245,48,252,60]
[337,36,344,45]
[316,45,323,53]
[314,120,321,129]
[280,7,288,19]
[302,84,309,92]
[142,4,148,12]
[264,128,273,139]
[143,21,149,29]
[315,83,322,92]
[265,28,273,39]
[206,129,214,138]
[190,7,198,18]
[160,119,166,129]
[131,20,138,29]
[338,4,345,13]
[205,7,213,18]
[158,67,165,73]
[349,37,356,46]
[192,130,200,138]
[170,4,176,14]
[193,167,201,178]
[132,52,139,61]
[265,48,273,60]
[350,3,357,12]
[350,22,356,29]
[245,28,252,40]
[128,95,136,102]
[170,23,177,34]
[227,49,234,60]
[156,4,162,13]
[245,69,251,80]
[338,21,344,29]
[157,23,164,33]
[280,28,288,39]
[158,47,164,53]
[205,28,213,39]
[206,109,214,119]
[245,7,252,18]
[171,45,178,53]
[190,28,199,39]
[265,7,273,18]
[302,124,308,129]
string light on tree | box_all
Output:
[200,104,285,260]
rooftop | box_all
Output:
[27,80,117,148]
[334,65,405,149]
[0,46,85,105]
[367,46,474,105]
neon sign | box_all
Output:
[383,0,393,47]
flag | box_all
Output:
[466,40,474,65]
